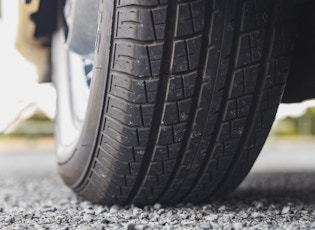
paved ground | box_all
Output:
[0,137,315,229]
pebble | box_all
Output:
[282,206,291,215]
[139,213,148,219]
[157,208,165,215]
[43,206,57,212]
[5,217,15,224]
[95,207,105,215]
[218,205,226,212]
[153,203,162,210]
[253,201,264,209]
[238,211,249,219]
[55,216,63,224]
[179,211,189,219]
[24,212,34,219]
[85,209,96,215]
[182,220,196,226]
[132,207,143,216]
[83,214,94,223]
[166,210,173,218]
[170,214,180,222]
[109,205,120,214]
[200,222,212,229]
[208,214,219,222]
[232,222,243,230]
[251,212,262,218]
[126,223,136,230]
[135,224,150,230]
[73,216,82,223]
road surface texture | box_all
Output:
[0,137,315,229]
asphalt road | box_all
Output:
[0,137,315,229]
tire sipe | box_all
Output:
[54,0,304,205]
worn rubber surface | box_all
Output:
[57,0,301,205]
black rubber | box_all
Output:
[57,0,303,206]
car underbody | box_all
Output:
[17,0,315,103]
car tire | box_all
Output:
[54,0,303,205]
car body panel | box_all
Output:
[16,0,51,83]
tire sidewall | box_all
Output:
[55,1,115,188]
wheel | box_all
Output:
[54,0,303,205]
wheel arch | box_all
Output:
[282,1,315,103]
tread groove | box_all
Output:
[208,0,280,200]
[179,0,247,201]
[156,0,214,203]
[124,0,179,205]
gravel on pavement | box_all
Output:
[0,137,315,229]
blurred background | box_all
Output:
[0,0,315,158]
[0,0,55,139]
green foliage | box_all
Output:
[1,110,54,138]
[273,107,315,136]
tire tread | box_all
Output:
[76,0,301,205]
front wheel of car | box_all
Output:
[54,0,304,206]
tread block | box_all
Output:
[152,146,169,161]
[148,44,164,76]
[103,118,139,146]
[187,36,203,70]
[244,65,259,94]
[115,5,167,41]
[141,104,155,127]
[231,118,247,138]
[178,98,192,122]
[133,147,147,162]
[113,42,151,77]
[173,122,187,143]
[167,75,184,101]
[137,128,150,146]
[158,126,174,145]
[182,72,197,98]
[152,7,168,40]
[106,96,142,127]
[100,133,135,162]
[172,41,189,73]
[162,102,179,125]
[109,74,147,103]
[117,0,161,6]
[177,3,195,37]
[243,0,269,30]
[144,79,159,103]
[177,1,206,37]
[237,95,253,117]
